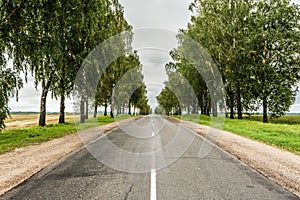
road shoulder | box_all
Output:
[0,118,133,196]
[170,117,300,198]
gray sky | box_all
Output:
[119,0,193,109]
[119,0,192,30]
[8,0,300,113]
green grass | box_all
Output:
[244,114,300,125]
[173,114,300,156]
[175,114,211,126]
[0,123,77,154]
[0,115,125,154]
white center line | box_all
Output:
[151,169,157,200]
[151,120,156,200]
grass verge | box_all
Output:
[0,115,130,154]
[173,114,300,156]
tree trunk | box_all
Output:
[110,106,114,118]
[39,76,52,126]
[212,99,217,117]
[58,94,65,123]
[110,99,114,118]
[200,100,204,115]
[237,83,243,119]
[104,102,107,116]
[203,92,210,116]
[85,99,88,119]
[93,104,97,118]
[80,97,85,123]
[206,98,211,116]
[192,99,197,114]
[206,106,210,116]
[128,102,131,115]
[230,106,234,119]
[39,90,47,126]
[59,1,66,124]
[230,93,234,119]
[263,96,268,123]
[122,102,125,114]
[202,93,206,115]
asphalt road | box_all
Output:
[1,116,299,200]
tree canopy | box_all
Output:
[0,0,149,130]
[158,0,300,122]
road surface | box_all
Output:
[1,116,299,200]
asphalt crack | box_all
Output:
[124,184,133,200]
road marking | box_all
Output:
[151,169,157,200]
[151,119,156,200]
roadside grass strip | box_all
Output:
[174,114,300,156]
[0,115,132,154]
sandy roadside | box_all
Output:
[0,117,299,198]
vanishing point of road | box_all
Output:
[1,116,299,200]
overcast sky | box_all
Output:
[8,0,300,113]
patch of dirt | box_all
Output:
[176,119,300,198]
[165,116,181,123]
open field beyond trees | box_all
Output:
[4,114,75,130]
[0,114,131,154]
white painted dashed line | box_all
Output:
[151,124,156,200]
[150,169,157,200]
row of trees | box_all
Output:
[156,72,197,116]
[157,0,300,123]
[92,51,150,121]
[0,0,149,130]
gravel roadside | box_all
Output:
[0,117,299,198]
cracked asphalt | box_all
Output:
[1,116,299,200]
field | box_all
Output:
[174,114,300,156]
[0,114,131,154]
[4,114,75,130]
